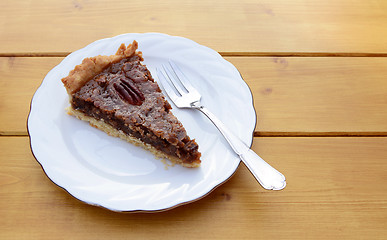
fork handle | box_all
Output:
[194,104,286,190]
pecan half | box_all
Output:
[113,78,145,105]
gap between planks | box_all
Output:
[2,132,387,137]
[254,132,387,137]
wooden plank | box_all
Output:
[1,56,387,135]
[1,0,387,54]
[232,57,387,134]
[0,57,63,135]
[0,136,386,239]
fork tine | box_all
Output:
[168,60,198,94]
[156,67,180,102]
[161,63,187,96]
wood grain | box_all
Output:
[1,136,386,239]
[2,0,387,239]
[1,56,387,135]
[1,0,387,54]
[0,57,63,135]
[233,57,387,134]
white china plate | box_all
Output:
[28,33,256,212]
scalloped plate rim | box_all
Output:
[27,33,256,212]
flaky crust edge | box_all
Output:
[62,40,141,94]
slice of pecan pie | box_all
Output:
[62,41,201,167]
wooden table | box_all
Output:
[1,0,387,239]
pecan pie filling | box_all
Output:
[65,43,201,167]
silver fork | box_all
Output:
[156,61,286,190]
